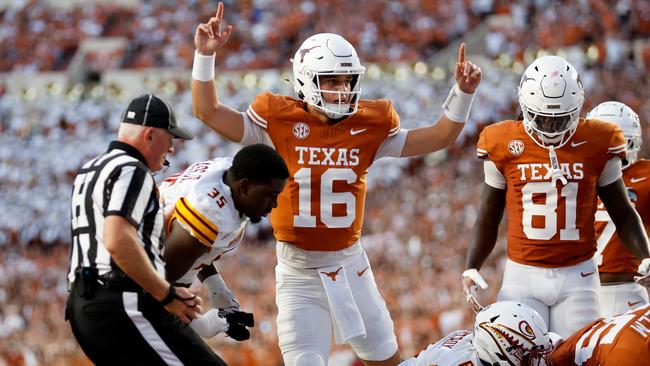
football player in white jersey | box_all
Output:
[400,302,554,366]
[160,144,289,340]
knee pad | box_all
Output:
[284,351,325,366]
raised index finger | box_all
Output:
[216,1,224,22]
[458,43,466,64]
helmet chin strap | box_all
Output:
[538,133,562,145]
[325,111,344,119]
[322,102,351,119]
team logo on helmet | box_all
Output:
[518,320,536,340]
[508,140,525,156]
[299,46,321,63]
[293,122,310,139]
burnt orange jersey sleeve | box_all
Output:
[475,121,517,173]
[606,124,626,161]
[247,93,400,251]
[246,91,272,130]
[597,160,650,273]
[387,101,401,137]
[476,127,488,157]
[550,305,650,366]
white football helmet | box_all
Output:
[473,302,552,366]
[291,33,365,119]
[587,101,642,168]
[518,55,584,148]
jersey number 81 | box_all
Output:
[522,182,579,240]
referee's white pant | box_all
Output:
[66,285,226,365]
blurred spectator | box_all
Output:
[3,1,650,73]
[2,0,480,72]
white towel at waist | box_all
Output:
[318,263,366,344]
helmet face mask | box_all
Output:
[473,302,552,366]
[625,135,642,167]
[292,33,365,119]
[315,73,362,116]
[587,101,642,168]
[518,55,584,148]
[525,113,573,135]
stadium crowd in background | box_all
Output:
[1,0,650,365]
[2,0,649,72]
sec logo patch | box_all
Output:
[293,122,310,139]
[508,140,524,156]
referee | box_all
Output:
[66,94,227,365]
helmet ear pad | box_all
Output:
[292,33,365,119]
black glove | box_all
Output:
[223,310,255,327]
[221,310,255,341]
[226,322,250,341]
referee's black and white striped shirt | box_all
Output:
[67,141,166,284]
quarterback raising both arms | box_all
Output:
[191,2,481,365]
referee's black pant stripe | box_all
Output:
[122,292,184,365]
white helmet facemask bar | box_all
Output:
[312,71,364,119]
[624,135,642,168]
[522,106,581,148]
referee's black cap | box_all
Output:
[121,94,193,140]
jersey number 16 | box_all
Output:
[293,167,356,228]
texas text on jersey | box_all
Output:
[245,91,401,251]
[476,117,625,267]
[159,158,248,284]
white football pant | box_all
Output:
[498,257,600,338]
[599,282,649,318]
[275,243,397,365]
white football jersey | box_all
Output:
[159,158,248,284]
[399,330,480,366]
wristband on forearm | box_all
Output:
[443,84,475,123]
[160,285,198,306]
[192,50,216,82]
[159,285,176,306]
